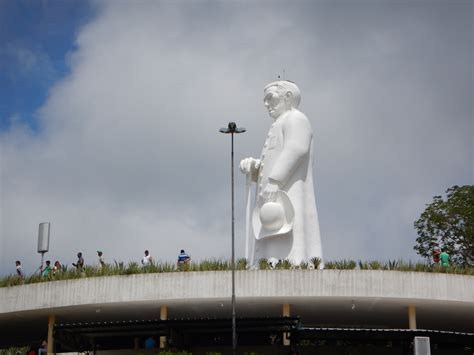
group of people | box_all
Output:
[141,249,191,267]
[15,252,91,279]
[25,339,47,355]
[432,247,450,267]
[15,249,191,278]
[39,260,62,277]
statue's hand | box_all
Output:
[260,181,279,202]
[239,158,260,175]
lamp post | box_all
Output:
[219,122,246,354]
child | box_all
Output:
[97,251,105,269]
[15,260,24,278]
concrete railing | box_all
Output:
[1,270,473,315]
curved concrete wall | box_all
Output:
[1,270,473,315]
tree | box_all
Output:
[414,185,474,266]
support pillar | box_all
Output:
[408,305,417,330]
[282,303,290,346]
[47,314,55,355]
[160,305,168,349]
[134,337,139,350]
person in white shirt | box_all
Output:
[15,260,24,278]
[141,250,153,267]
[97,251,105,269]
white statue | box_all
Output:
[240,80,323,265]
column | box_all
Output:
[282,303,290,346]
[408,305,417,330]
[47,314,55,355]
[160,305,168,349]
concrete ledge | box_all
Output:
[1,270,473,315]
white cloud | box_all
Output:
[1,1,472,275]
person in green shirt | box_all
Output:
[439,249,450,267]
[42,260,52,277]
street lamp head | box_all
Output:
[219,122,246,134]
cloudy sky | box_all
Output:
[0,0,472,276]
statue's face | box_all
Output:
[264,86,289,119]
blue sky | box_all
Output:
[0,0,472,276]
[0,0,95,132]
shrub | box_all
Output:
[258,258,270,270]
[324,261,337,269]
[369,261,382,270]
[299,262,309,269]
[0,346,29,355]
[310,257,322,269]
[276,259,292,270]
[387,260,399,270]
[333,260,357,269]
[236,258,249,270]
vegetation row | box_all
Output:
[1,258,473,288]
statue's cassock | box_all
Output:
[241,81,323,265]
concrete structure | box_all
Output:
[1,270,473,352]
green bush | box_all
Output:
[299,261,309,269]
[276,259,292,270]
[324,261,337,269]
[387,260,399,270]
[258,258,270,270]
[369,261,382,270]
[0,346,29,355]
[236,257,249,270]
[310,257,322,269]
[334,260,357,269]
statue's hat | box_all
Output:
[253,191,294,240]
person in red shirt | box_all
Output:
[432,247,441,265]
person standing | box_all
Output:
[177,249,191,265]
[15,260,24,279]
[72,252,85,271]
[52,261,61,275]
[432,247,441,266]
[141,250,153,267]
[42,260,52,277]
[440,248,450,267]
[97,251,105,269]
[144,336,156,349]
[38,339,47,354]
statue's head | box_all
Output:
[263,80,301,119]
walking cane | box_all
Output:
[244,173,254,263]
